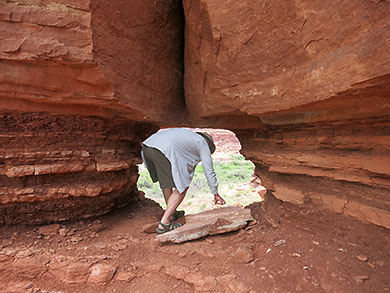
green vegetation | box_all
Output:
[188,155,254,193]
[137,154,260,214]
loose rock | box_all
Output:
[166,265,190,280]
[59,228,68,237]
[114,271,136,282]
[377,260,385,267]
[357,255,368,262]
[70,236,83,244]
[217,274,251,293]
[184,272,218,292]
[49,261,91,284]
[157,207,254,243]
[89,222,106,233]
[232,246,254,263]
[88,264,117,284]
[353,275,369,284]
[143,222,158,234]
[39,224,60,236]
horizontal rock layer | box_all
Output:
[0,111,157,225]
[236,116,390,228]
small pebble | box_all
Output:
[205,238,214,244]
[357,255,368,262]
[353,275,369,283]
[377,260,385,267]
[59,228,68,237]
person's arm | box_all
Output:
[213,193,226,205]
[199,142,225,205]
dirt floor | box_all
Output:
[0,194,389,293]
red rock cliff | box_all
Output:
[1,0,389,228]
[0,0,183,224]
[183,0,390,228]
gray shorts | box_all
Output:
[142,144,175,189]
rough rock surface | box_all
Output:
[0,0,182,224]
[156,207,254,243]
[236,117,390,228]
[0,111,156,225]
[183,0,390,228]
[0,0,184,122]
[0,0,390,228]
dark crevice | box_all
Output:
[177,0,187,110]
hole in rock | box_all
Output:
[137,128,265,214]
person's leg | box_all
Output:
[141,146,159,183]
[162,188,173,205]
[144,146,185,230]
[158,188,188,229]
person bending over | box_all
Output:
[141,128,225,234]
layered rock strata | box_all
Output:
[1,0,390,228]
[183,0,390,228]
[0,111,157,225]
[236,116,390,228]
[0,0,183,224]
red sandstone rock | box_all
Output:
[216,274,251,293]
[88,263,117,284]
[39,224,60,236]
[156,207,254,243]
[184,272,218,292]
[49,260,91,284]
[0,0,183,225]
[10,257,49,280]
[182,0,390,228]
[0,112,157,225]
[0,0,184,123]
[114,271,137,283]
[0,0,389,230]
[232,245,254,264]
[165,265,191,280]
[183,0,390,124]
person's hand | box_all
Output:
[214,194,226,205]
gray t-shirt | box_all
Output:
[142,128,218,194]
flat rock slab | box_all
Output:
[156,207,254,243]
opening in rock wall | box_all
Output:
[137,128,265,214]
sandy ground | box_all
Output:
[0,193,389,293]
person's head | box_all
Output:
[196,132,216,154]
